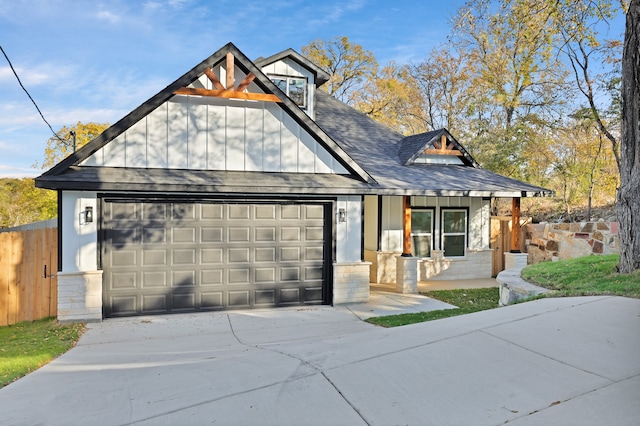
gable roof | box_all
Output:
[36,42,552,198]
[314,90,553,197]
[398,129,479,167]
[254,48,331,87]
[37,42,373,185]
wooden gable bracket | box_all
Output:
[424,134,463,156]
[174,52,281,103]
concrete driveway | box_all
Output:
[1,296,639,425]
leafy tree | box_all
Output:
[0,178,56,228]
[36,121,109,170]
[551,0,623,171]
[302,36,378,105]
[616,0,640,273]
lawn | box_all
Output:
[0,318,85,388]
[367,254,640,328]
[521,254,640,298]
[366,287,499,327]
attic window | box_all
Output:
[272,76,307,109]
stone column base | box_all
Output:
[57,271,103,322]
[333,262,371,304]
[396,256,418,294]
[504,252,529,271]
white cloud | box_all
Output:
[0,164,39,178]
[96,10,121,24]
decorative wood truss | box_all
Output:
[424,134,463,156]
[174,53,281,103]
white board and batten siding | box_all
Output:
[81,65,346,174]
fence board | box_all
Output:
[0,233,10,326]
[0,226,57,326]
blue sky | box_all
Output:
[0,0,462,177]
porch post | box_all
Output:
[511,197,521,253]
[397,195,418,293]
[402,195,412,256]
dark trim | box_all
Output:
[325,202,334,305]
[360,195,365,262]
[254,48,330,86]
[376,195,382,251]
[409,207,435,258]
[440,207,470,258]
[57,190,62,272]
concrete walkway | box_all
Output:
[1,296,639,425]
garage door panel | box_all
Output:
[228,290,250,307]
[112,249,137,267]
[255,205,276,219]
[201,227,223,243]
[201,204,223,219]
[172,227,196,243]
[172,248,195,265]
[104,201,329,317]
[201,269,223,285]
[228,248,250,263]
[200,292,224,309]
[229,204,250,219]
[111,272,136,289]
[255,247,275,262]
[142,271,167,287]
[229,227,250,242]
[143,227,166,244]
[201,248,223,264]
[141,294,167,313]
[172,270,195,286]
[171,204,195,220]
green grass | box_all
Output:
[366,287,499,327]
[521,254,640,298]
[0,318,85,388]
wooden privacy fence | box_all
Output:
[490,216,529,277]
[0,220,57,326]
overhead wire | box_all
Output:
[0,44,66,143]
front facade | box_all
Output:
[36,43,551,321]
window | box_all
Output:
[271,76,307,109]
[411,209,433,258]
[441,209,467,257]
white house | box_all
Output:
[36,43,551,321]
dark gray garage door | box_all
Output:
[102,200,330,317]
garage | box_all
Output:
[102,199,331,317]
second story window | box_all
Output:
[272,76,307,109]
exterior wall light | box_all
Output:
[84,206,93,223]
[337,208,347,223]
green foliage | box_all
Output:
[37,121,109,170]
[0,318,85,387]
[0,178,57,228]
[522,255,640,297]
[366,288,499,327]
[302,36,378,105]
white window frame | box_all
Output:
[441,208,468,258]
[270,75,307,109]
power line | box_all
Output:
[0,44,65,143]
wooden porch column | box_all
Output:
[511,197,521,253]
[402,195,412,256]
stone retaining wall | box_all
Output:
[526,221,619,264]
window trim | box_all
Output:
[440,208,468,258]
[410,208,434,258]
